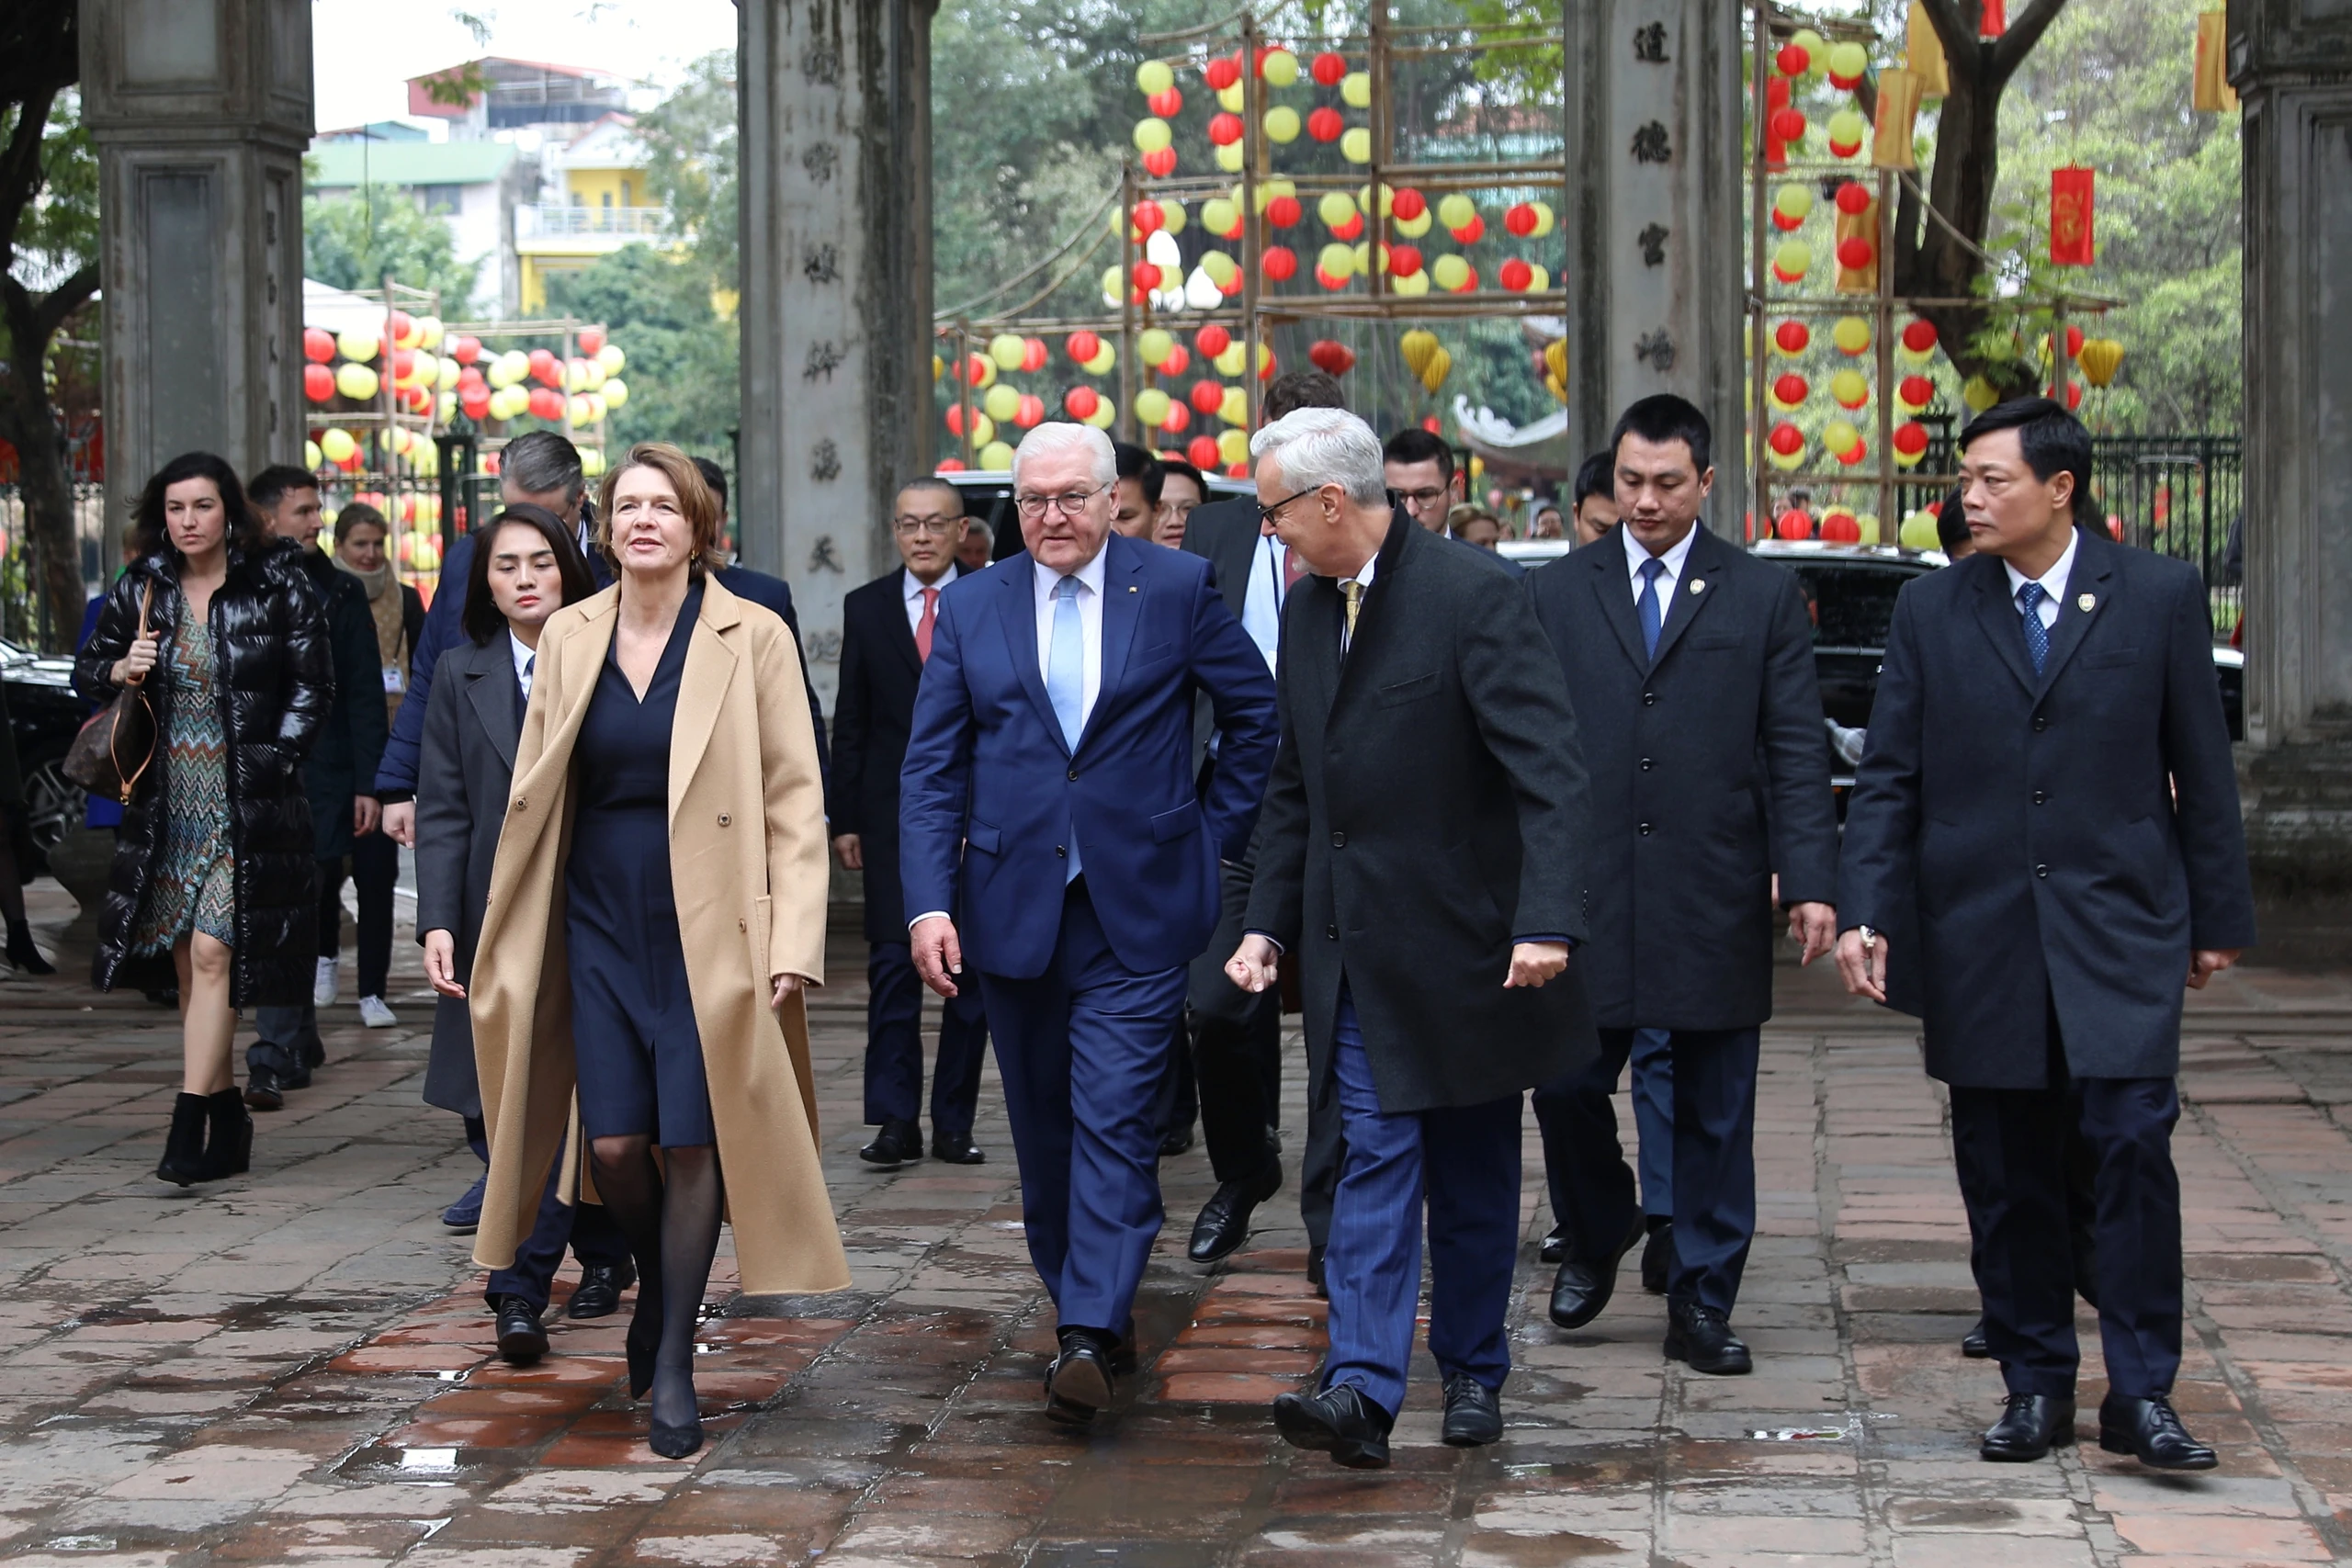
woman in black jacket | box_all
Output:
[77,452,334,1185]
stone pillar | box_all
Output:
[80,0,311,536]
[739,0,936,712]
[2231,0,2352,904]
[1561,0,1747,536]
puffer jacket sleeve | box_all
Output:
[75,569,150,705]
[269,553,336,765]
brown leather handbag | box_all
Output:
[63,581,159,805]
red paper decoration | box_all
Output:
[1308,340,1356,375]
[302,328,335,363]
[1391,188,1426,220]
[1504,203,1539,237]
[1307,107,1344,142]
[1189,379,1225,413]
[1204,55,1241,89]
[1835,182,1871,215]
[1837,236,1875,270]
[1775,321,1811,354]
[1142,147,1177,177]
[1147,87,1182,118]
[1266,195,1302,228]
[1063,386,1101,419]
[1262,245,1298,281]
[1067,330,1101,363]
[2050,167,2095,265]
[1187,436,1219,468]
[1769,423,1804,456]
[1310,51,1348,86]
[1900,319,1939,354]
[1773,373,1808,405]
[1208,112,1244,146]
[1777,508,1814,540]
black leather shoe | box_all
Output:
[1962,1317,1990,1359]
[1640,1220,1673,1295]
[1664,1301,1753,1375]
[932,1129,986,1165]
[1188,1161,1283,1263]
[859,1118,922,1168]
[1272,1383,1394,1469]
[299,1037,326,1071]
[567,1260,637,1319]
[1306,1244,1327,1297]
[1158,1123,1195,1157]
[2098,1394,2216,1471]
[276,1062,313,1090]
[243,1070,286,1112]
[1549,1212,1645,1330]
[1540,1224,1566,1265]
[1440,1373,1503,1447]
[1981,1393,2076,1461]
[493,1296,548,1364]
[1045,1329,1116,1424]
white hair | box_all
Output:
[1011,422,1116,490]
[1250,407,1387,506]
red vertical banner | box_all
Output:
[2050,166,2095,265]
[1981,0,2007,38]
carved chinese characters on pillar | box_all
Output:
[804,243,840,285]
[808,536,846,575]
[1630,121,1672,164]
[1635,330,1676,372]
[1638,222,1668,266]
[810,438,842,482]
[802,141,840,184]
[1634,21,1668,63]
[804,342,845,382]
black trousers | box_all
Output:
[1949,1051,2184,1400]
[347,832,398,998]
[483,1130,634,1312]
[864,941,989,1135]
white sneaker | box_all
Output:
[357,995,398,1028]
[313,957,338,1007]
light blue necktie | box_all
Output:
[2018,581,2050,675]
[1636,557,1667,660]
[1047,576,1085,881]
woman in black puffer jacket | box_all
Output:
[77,452,333,1186]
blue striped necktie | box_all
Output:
[2017,581,2050,674]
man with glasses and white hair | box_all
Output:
[899,423,1278,1428]
[1228,407,1597,1468]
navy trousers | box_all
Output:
[864,942,989,1135]
[1628,1027,1674,1216]
[483,1131,633,1313]
[1322,986,1520,1418]
[1949,1069,2183,1399]
[1536,1026,1759,1314]
[978,880,1185,1334]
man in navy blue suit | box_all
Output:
[1838,399,2256,1471]
[899,422,1279,1427]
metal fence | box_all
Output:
[0,484,112,652]
[2091,435,2243,635]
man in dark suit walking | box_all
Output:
[1838,398,2255,1470]
[1528,394,1839,1375]
[831,477,990,1169]
[901,423,1279,1427]
[1175,368,1345,1270]
[1230,408,1596,1468]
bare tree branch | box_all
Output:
[1993,0,2070,83]
[0,85,60,264]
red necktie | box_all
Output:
[915,587,938,662]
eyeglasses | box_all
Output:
[1013,484,1106,519]
[892,515,962,536]
[1257,489,1313,526]
[1392,485,1450,508]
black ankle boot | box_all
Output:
[157,1094,210,1186]
[203,1089,252,1178]
[6,921,53,976]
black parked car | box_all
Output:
[2,637,89,868]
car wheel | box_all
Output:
[21,754,85,870]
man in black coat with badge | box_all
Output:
[1527,394,1839,1376]
[1838,398,2256,1470]
[1229,408,1596,1468]
[830,477,990,1168]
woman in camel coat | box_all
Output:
[469,442,846,1459]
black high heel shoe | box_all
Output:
[626,1299,662,1399]
[648,1415,703,1459]
[6,921,53,976]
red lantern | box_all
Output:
[1770,107,1807,143]
[1445,264,1479,294]
[1315,267,1347,292]
[1022,337,1049,372]
[1777,508,1814,541]
[1160,402,1191,434]
[1307,107,1344,142]
[1776,42,1810,75]
[1392,187,1427,221]
[1147,87,1182,118]
[1261,245,1298,281]
[1133,199,1165,234]
[1836,236,1875,270]
[1064,386,1101,419]
[2051,324,2086,359]
[1266,195,1303,228]
[391,347,418,381]
[1190,379,1225,414]
[1769,423,1804,456]
[303,364,334,402]
[527,348,560,385]
[935,458,967,473]
[1981,0,2007,37]
[1014,394,1046,428]
[1204,54,1241,89]
[1901,319,1939,354]
[958,353,992,383]
[1770,208,1804,232]
[1310,51,1348,86]
[1835,438,1868,466]
[1772,373,1808,405]
[1449,214,1485,245]
[1330,212,1364,242]
[1208,111,1244,146]
[1142,146,1177,177]
[1498,257,1534,291]
[1503,203,1538,238]
[579,326,606,356]
[1420,415,1441,434]
[388,310,414,343]
[1195,324,1231,357]
[1388,244,1423,277]
[2047,382,2085,410]
[1259,349,1278,381]
[1132,261,1163,291]
[1820,512,1862,543]
[1769,75,1791,109]
[527,387,564,421]
[1899,374,1936,406]
[460,387,491,420]
[302,327,336,363]
[1835,182,1871,216]
[1160,344,1191,377]
[450,335,481,365]
[1775,321,1811,354]
[1893,421,1929,457]
[458,367,487,392]
[1185,436,1219,468]
[1307,340,1355,375]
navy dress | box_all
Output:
[567,584,716,1146]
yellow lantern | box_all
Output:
[1082,398,1116,431]
[1341,71,1372,107]
[336,328,380,363]
[1831,316,1871,355]
[1218,82,1245,112]
[436,357,461,391]
[984,384,1021,422]
[1827,41,1870,81]
[1544,340,1567,383]
[1400,329,1440,376]
[2078,338,2124,388]
[596,344,626,374]
[1419,345,1452,394]
[1898,510,1942,549]
[1857,513,1882,544]
[1773,185,1814,223]
[980,440,1017,469]
[989,333,1026,370]
[1527,200,1555,237]
[1218,386,1250,425]
[320,428,356,463]
[1394,206,1432,239]
[1962,374,2000,412]
[1790,28,1828,75]
[1826,107,1869,154]
[1135,388,1171,427]
[1430,254,1471,291]
[1214,341,1248,377]
[1200,250,1239,290]
[1201,197,1239,237]
[1160,200,1187,237]
[580,447,607,477]
[1264,106,1301,143]
[1829,368,1871,408]
[1217,428,1250,466]
[414,315,445,350]
[603,378,629,410]
[567,394,595,427]
[1317,243,1356,279]
[334,362,379,400]
[1773,239,1813,280]
[1318,190,1357,229]
[1390,269,1430,297]
[1437,193,1477,231]
[1215,141,1245,173]
[1138,328,1175,367]
[1822,419,1861,457]
[304,439,323,469]
[1136,60,1174,95]
[1084,344,1116,376]
[1524,264,1551,291]
[1261,48,1298,86]
[1340,127,1372,164]
[1133,117,1173,152]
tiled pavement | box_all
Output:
[1,886,2351,1565]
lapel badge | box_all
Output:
[2077,592,2096,613]
[1689,579,1705,594]
[1128,585,1138,592]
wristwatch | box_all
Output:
[1858,925,1877,952]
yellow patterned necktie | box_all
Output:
[1340,579,1363,649]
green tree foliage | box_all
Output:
[302,187,483,313]
[542,244,739,457]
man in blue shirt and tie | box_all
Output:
[899,423,1279,1427]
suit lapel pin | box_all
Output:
[2077,592,2096,613]
[1128,585,1138,593]
[1689,579,1705,594]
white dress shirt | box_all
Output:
[1623,520,1700,606]
[1338,551,1378,655]
[1238,535,1290,673]
[508,631,537,698]
[903,562,958,633]
[2002,527,2079,630]
[1032,547,1107,729]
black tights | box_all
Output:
[589,1135,723,1431]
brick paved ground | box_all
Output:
[1,883,2350,1566]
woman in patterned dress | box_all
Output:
[77,453,333,1185]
